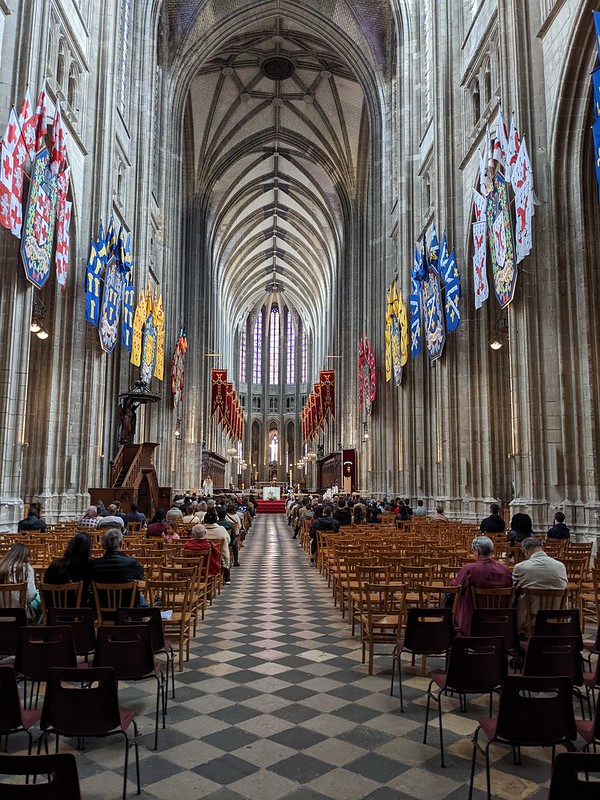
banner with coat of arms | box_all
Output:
[358,337,376,415]
[421,263,446,362]
[98,255,123,354]
[20,149,57,288]
[486,174,517,308]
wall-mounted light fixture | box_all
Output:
[489,316,508,351]
[362,421,370,441]
[31,301,49,339]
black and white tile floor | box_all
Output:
[5,515,564,798]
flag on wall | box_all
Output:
[358,337,376,415]
[473,220,488,310]
[594,10,600,59]
[0,108,27,237]
[153,293,165,380]
[85,222,105,325]
[17,88,36,162]
[422,262,446,362]
[21,148,57,288]
[171,329,188,408]
[98,252,123,354]
[505,114,520,182]
[121,281,135,352]
[320,370,335,420]
[487,175,517,308]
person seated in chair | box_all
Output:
[89,529,145,606]
[512,537,567,634]
[480,503,506,534]
[451,536,512,634]
[546,511,570,541]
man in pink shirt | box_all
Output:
[452,536,512,634]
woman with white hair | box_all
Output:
[451,536,512,634]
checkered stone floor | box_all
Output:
[4,515,568,798]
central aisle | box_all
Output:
[74,514,550,800]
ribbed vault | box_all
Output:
[185,14,368,337]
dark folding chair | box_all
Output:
[0,608,28,660]
[522,608,583,651]
[469,675,577,800]
[469,607,519,659]
[390,607,455,712]
[15,626,78,709]
[93,624,165,750]
[0,752,81,799]
[424,636,505,767]
[0,664,41,754]
[523,635,586,718]
[116,606,175,704]
[576,693,600,751]
[46,608,96,660]
[548,752,600,800]
[38,666,139,800]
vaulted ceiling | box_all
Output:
[184,14,369,336]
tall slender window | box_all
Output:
[117,0,130,115]
[239,327,247,383]
[286,312,295,384]
[301,329,307,383]
[269,306,280,385]
[252,313,262,384]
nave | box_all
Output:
[8,515,557,799]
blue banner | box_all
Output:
[444,277,461,334]
[429,224,439,270]
[592,67,600,120]
[422,265,446,362]
[85,221,106,326]
[98,255,123,354]
[409,292,421,359]
[594,11,600,61]
[121,282,135,352]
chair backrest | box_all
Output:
[41,666,122,739]
[523,635,584,685]
[15,626,77,681]
[548,752,600,800]
[445,636,506,693]
[93,624,155,680]
[0,582,27,610]
[0,663,26,732]
[523,587,568,639]
[115,606,166,653]
[0,607,28,656]
[364,583,406,620]
[495,675,577,745]
[402,607,455,654]
[470,607,518,653]
[40,582,83,623]
[470,586,514,609]
[0,752,81,799]
[533,608,583,650]
[91,581,138,624]
[127,521,142,533]
[145,578,191,614]
[46,607,96,656]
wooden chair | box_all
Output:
[126,521,143,534]
[360,583,406,675]
[0,582,28,611]
[146,578,192,672]
[91,581,138,625]
[39,582,83,624]
[521,587,568,639]
[470,586,514,609]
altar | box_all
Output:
[262,486,281,500]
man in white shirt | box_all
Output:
[96,504,125,532]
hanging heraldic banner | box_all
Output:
[98,255,123,354]
[486,174,517,308]
[421,265,446,362]
[21,148,58,288]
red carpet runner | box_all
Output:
[256,499,287,514]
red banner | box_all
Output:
[211,369,227,420]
